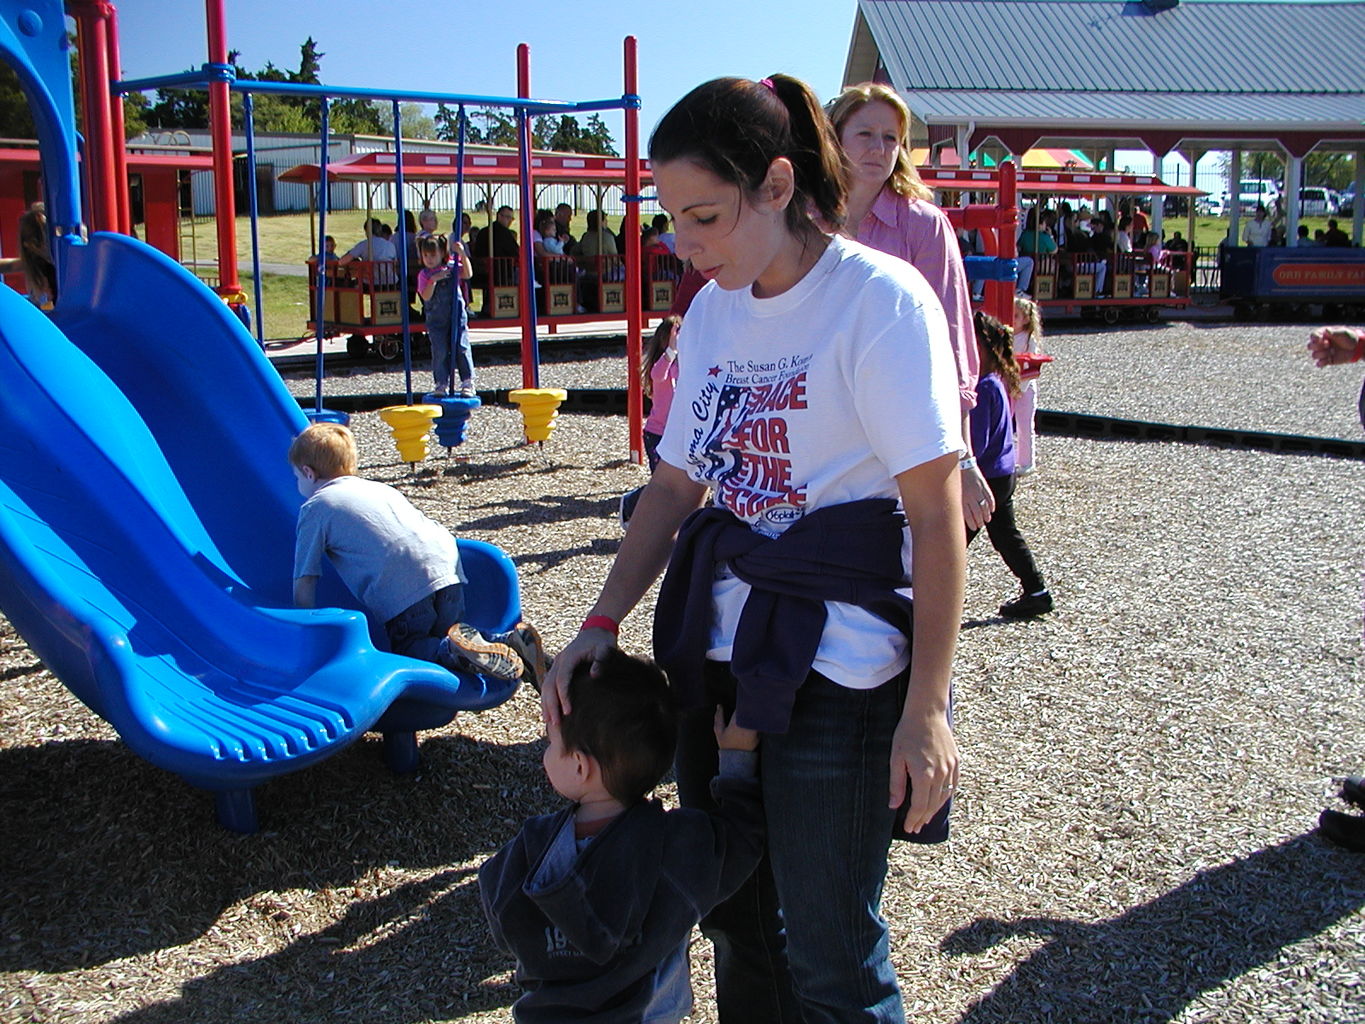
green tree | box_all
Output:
[329,98,387,136]
[525,113,619,155]
[1223,150,1358,193]
[121,90,150,139]
[580,113,619,156]
[0,41,152,140]
[0,61,37,138]
[465,107,518,146]
[435,103,466,142]
[543,114,584,152]
[379,102,435,140]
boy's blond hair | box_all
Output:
[288,423,357,479]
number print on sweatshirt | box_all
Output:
[685,354,813,532]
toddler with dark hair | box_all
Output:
[479,649,763,1023]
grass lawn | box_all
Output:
[235,271,313,342]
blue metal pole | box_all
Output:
[242,92,266,350]
[451,106,469,395]
[392,99,413,404]
[314,97,330,416]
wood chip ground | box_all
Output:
[2,319,1362,1023]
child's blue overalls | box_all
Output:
[424,266,473,390]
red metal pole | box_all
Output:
[623,36,643,465]
[516,43,535,388]
[205,0,240,294]
[994,160,1018,324]
[69,1,119,233]
[104,2,132,235]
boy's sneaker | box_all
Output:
[457,380,476,398]
[1000,590,1053,618]
[1341,776,1365,809]
[423,387,448,402]
[1318,808,1365,852]
[441,623,523,681]
[497,621,551,694]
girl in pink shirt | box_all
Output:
[641,314,681,468]
[619,315,681,526]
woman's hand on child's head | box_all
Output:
[713,706,759,751]
[540,627,619,726]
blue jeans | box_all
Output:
[675,661,906,1023]
[428,301,473,390]
[384,583,464,662]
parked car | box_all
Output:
[1198,194,1228,217]
[1340,186,1356,218]
[1296,187,1338,217]
[1237,178,1279,213]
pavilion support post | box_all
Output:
[1151,151,1166,239]
[1228,149,1242,246]
[1284,151,1302,247]
[1353,150,1364,246]
[1183,148,1202,248]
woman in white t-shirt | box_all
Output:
[542,74,964,1022]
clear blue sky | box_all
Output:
[110,0,861,145]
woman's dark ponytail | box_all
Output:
[650,74,849,237]
[765,74,849,231]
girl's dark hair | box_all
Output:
[417,234,449,258]
[649,75,850,235]
[642,314,681,394]
[973,310,1021,398]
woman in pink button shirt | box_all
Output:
[827,83,994,529]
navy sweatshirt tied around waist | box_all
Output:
[652,497,915,735]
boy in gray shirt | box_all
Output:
[290,423,546,685]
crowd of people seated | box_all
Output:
[1007,200,1202,300]
[322,203,688,317]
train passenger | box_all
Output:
[1242,204,1273,247]
[554,203,576,251]
[337,217,398,285]
[826,81,994,529]
[545,73,964,1022]
[1324,219,1351,247]
[652,212,677,253]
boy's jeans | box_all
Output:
[385,583,464,662]
[674,661,906,1023]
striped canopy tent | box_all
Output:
[911,147,1094,170]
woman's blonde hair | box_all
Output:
[288,423,358,479]
[825,83,930,201]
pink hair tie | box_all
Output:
[759,77,776,92]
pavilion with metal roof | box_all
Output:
[843,0,1365,243]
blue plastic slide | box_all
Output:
[0,234,522,832]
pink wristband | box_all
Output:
[581,614,619,635]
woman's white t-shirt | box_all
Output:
[657,235,962,689]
